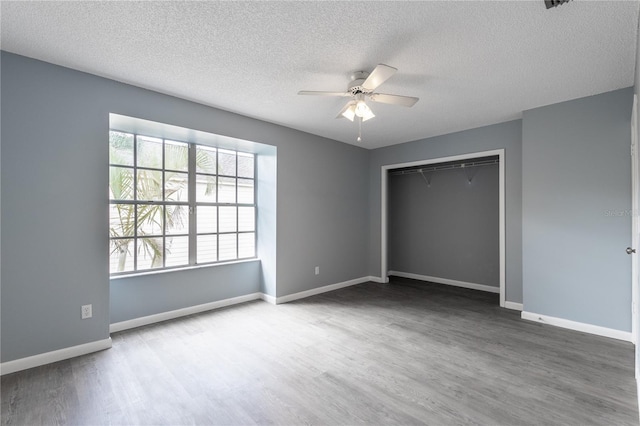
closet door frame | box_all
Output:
[380,148,505,307]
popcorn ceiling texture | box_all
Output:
[1,1,638,148]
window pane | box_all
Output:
[109,131,134,166]
[219,233,237,261]
[110,204,135,237]
[136,170,163,201]
[218,149,236,176]
[196,146,216,174]
[237,153,254,178]
[218,177,236,203]
[166,236,189,267]
[165,205,189,235]
[197,235,217,263]
[238,233,255,258]
[237,178,254,204]
[110,239,134,273]
[137,238,163,270]
[197,206,217,234]
[109,167,134,200]
[109,133,257,275]
[165,171,188,201]
[137,205,163,236]
[196,174,216,202]
[219,206,237,232]
[165,140,188,172]
[238,207,255,232]
[137,136,163,169]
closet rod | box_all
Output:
[389,158,499,176]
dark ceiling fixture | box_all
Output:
[545,0,572,9]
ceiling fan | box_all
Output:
[298,64,419,141]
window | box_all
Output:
[109,131,256,275]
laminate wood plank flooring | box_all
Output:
[2,277,638,425]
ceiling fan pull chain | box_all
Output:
[357,117,363,142]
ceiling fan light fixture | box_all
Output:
[356,101,375,121]
[341,103,356,121]
[352,93,375,121]
[355,100,369,117]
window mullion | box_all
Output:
[236,154,239,260]
[133,134,138,272]
[188,143,197,265]
[162,139,166,269]
[254,158,257,258]
[216,150,220,262]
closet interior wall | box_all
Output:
[388,158,500,289]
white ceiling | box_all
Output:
[1,1,639,149]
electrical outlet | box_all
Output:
[315,266,320,275]
[81,304,92,319]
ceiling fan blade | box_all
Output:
[298,91,351,97]
[369,93,419,107]
[361,64,397,91]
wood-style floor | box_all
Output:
[2,278,638,425]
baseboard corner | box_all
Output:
[260,292,277,305]
[504,301,523,311]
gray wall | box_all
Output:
[369,120,523,303]
[111,261,261,322]
[388,165,499,286]
[522,87,633,331]
[1,52,370,362]
[3,49,634,365]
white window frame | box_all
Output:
[109,131,257,276]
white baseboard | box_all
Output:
[110,293,262,333]
[504,301,523,311]
[368,276,386,283]
[3,278,382,375]
[1,338,112,376]
[521,311,632,342]
[275,276,371,304]
[388,271,500,294]
[111,276,380,330]
[260,293,277,305]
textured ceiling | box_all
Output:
[1,1,639,149]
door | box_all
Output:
[630,94,639,374]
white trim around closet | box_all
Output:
[380,149,506,307]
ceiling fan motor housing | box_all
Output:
[349,71,371,94]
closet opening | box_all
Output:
[380,149,505,306]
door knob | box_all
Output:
[627,247,636,255]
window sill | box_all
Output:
[109,258,260,281]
